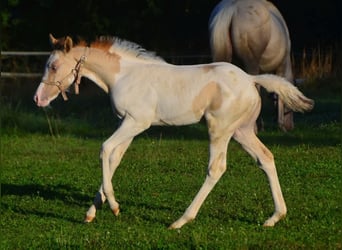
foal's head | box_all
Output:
[34,34,84,107]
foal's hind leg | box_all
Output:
[233,127,287,226]
[170,118,232,229]
[85,138,133,222]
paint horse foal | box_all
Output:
[34,35,313,229]
[209,0,294,131]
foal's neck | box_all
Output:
[75,47,119,92]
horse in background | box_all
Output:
[209,0,294,131]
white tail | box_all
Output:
[252,74,314,112]
[209,0,236,62]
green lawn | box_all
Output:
[1,80,341,249]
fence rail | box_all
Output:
[2,51,50,56]
[1,72,43,78]
[2,51,50,78]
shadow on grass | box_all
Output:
[142,121,340,147]
[259,128,340,147]
[1,183,92,223]
[1,183,91,204]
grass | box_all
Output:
[1,78,341,249]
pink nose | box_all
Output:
[33,94,38,104]
[33,93,42,106]
[33,93,46,107]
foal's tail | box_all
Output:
[252,74,314,112]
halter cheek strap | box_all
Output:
[42,47,88,101]
[73,53,87,95]
[56,81,69,101]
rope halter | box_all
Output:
[42,47,88,101]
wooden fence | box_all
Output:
[2,51,50,78]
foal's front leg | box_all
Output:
[85,116,147,222]
[84,138,133,222]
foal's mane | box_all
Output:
[85,36,165,62]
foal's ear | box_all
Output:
[49,33,73,53]
[64,36,73,53]
[49,34,58,46]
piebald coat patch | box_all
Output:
[192,81,222,119]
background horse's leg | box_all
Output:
[233,126,287,226]
[280,103,294,131]
[254,84,265,132]
[85,138,133,222]
[277,98,295,131]
[277,55,294,131]
[170,116,232,229]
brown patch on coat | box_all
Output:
[229,70,238,83]
[192,81,223,119]
[89,38,122,74]
[111,53,121,75]
[75,40,88,47]
[260,143,274,162]
[90,40,113,51]
[208,152,225,178]
[202,65,217,73]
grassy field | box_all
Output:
[1,78,341,249]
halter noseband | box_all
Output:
[42,47,88,101]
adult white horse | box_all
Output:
[34,34,313,229]
[209,0,294,131]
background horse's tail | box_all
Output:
[209,0,236,62]
[252,74,314,112]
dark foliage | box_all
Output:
[1,0,341,53]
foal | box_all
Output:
[34,34,313,228]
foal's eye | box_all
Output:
[49,64,58,72]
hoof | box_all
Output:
[84,215,95,223]
[168,217,189,229]
[263,219,275,227]
[112,207,120,216]
[263,212,286,227]
[168,224,179,230]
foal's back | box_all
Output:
[147,62,259,126]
